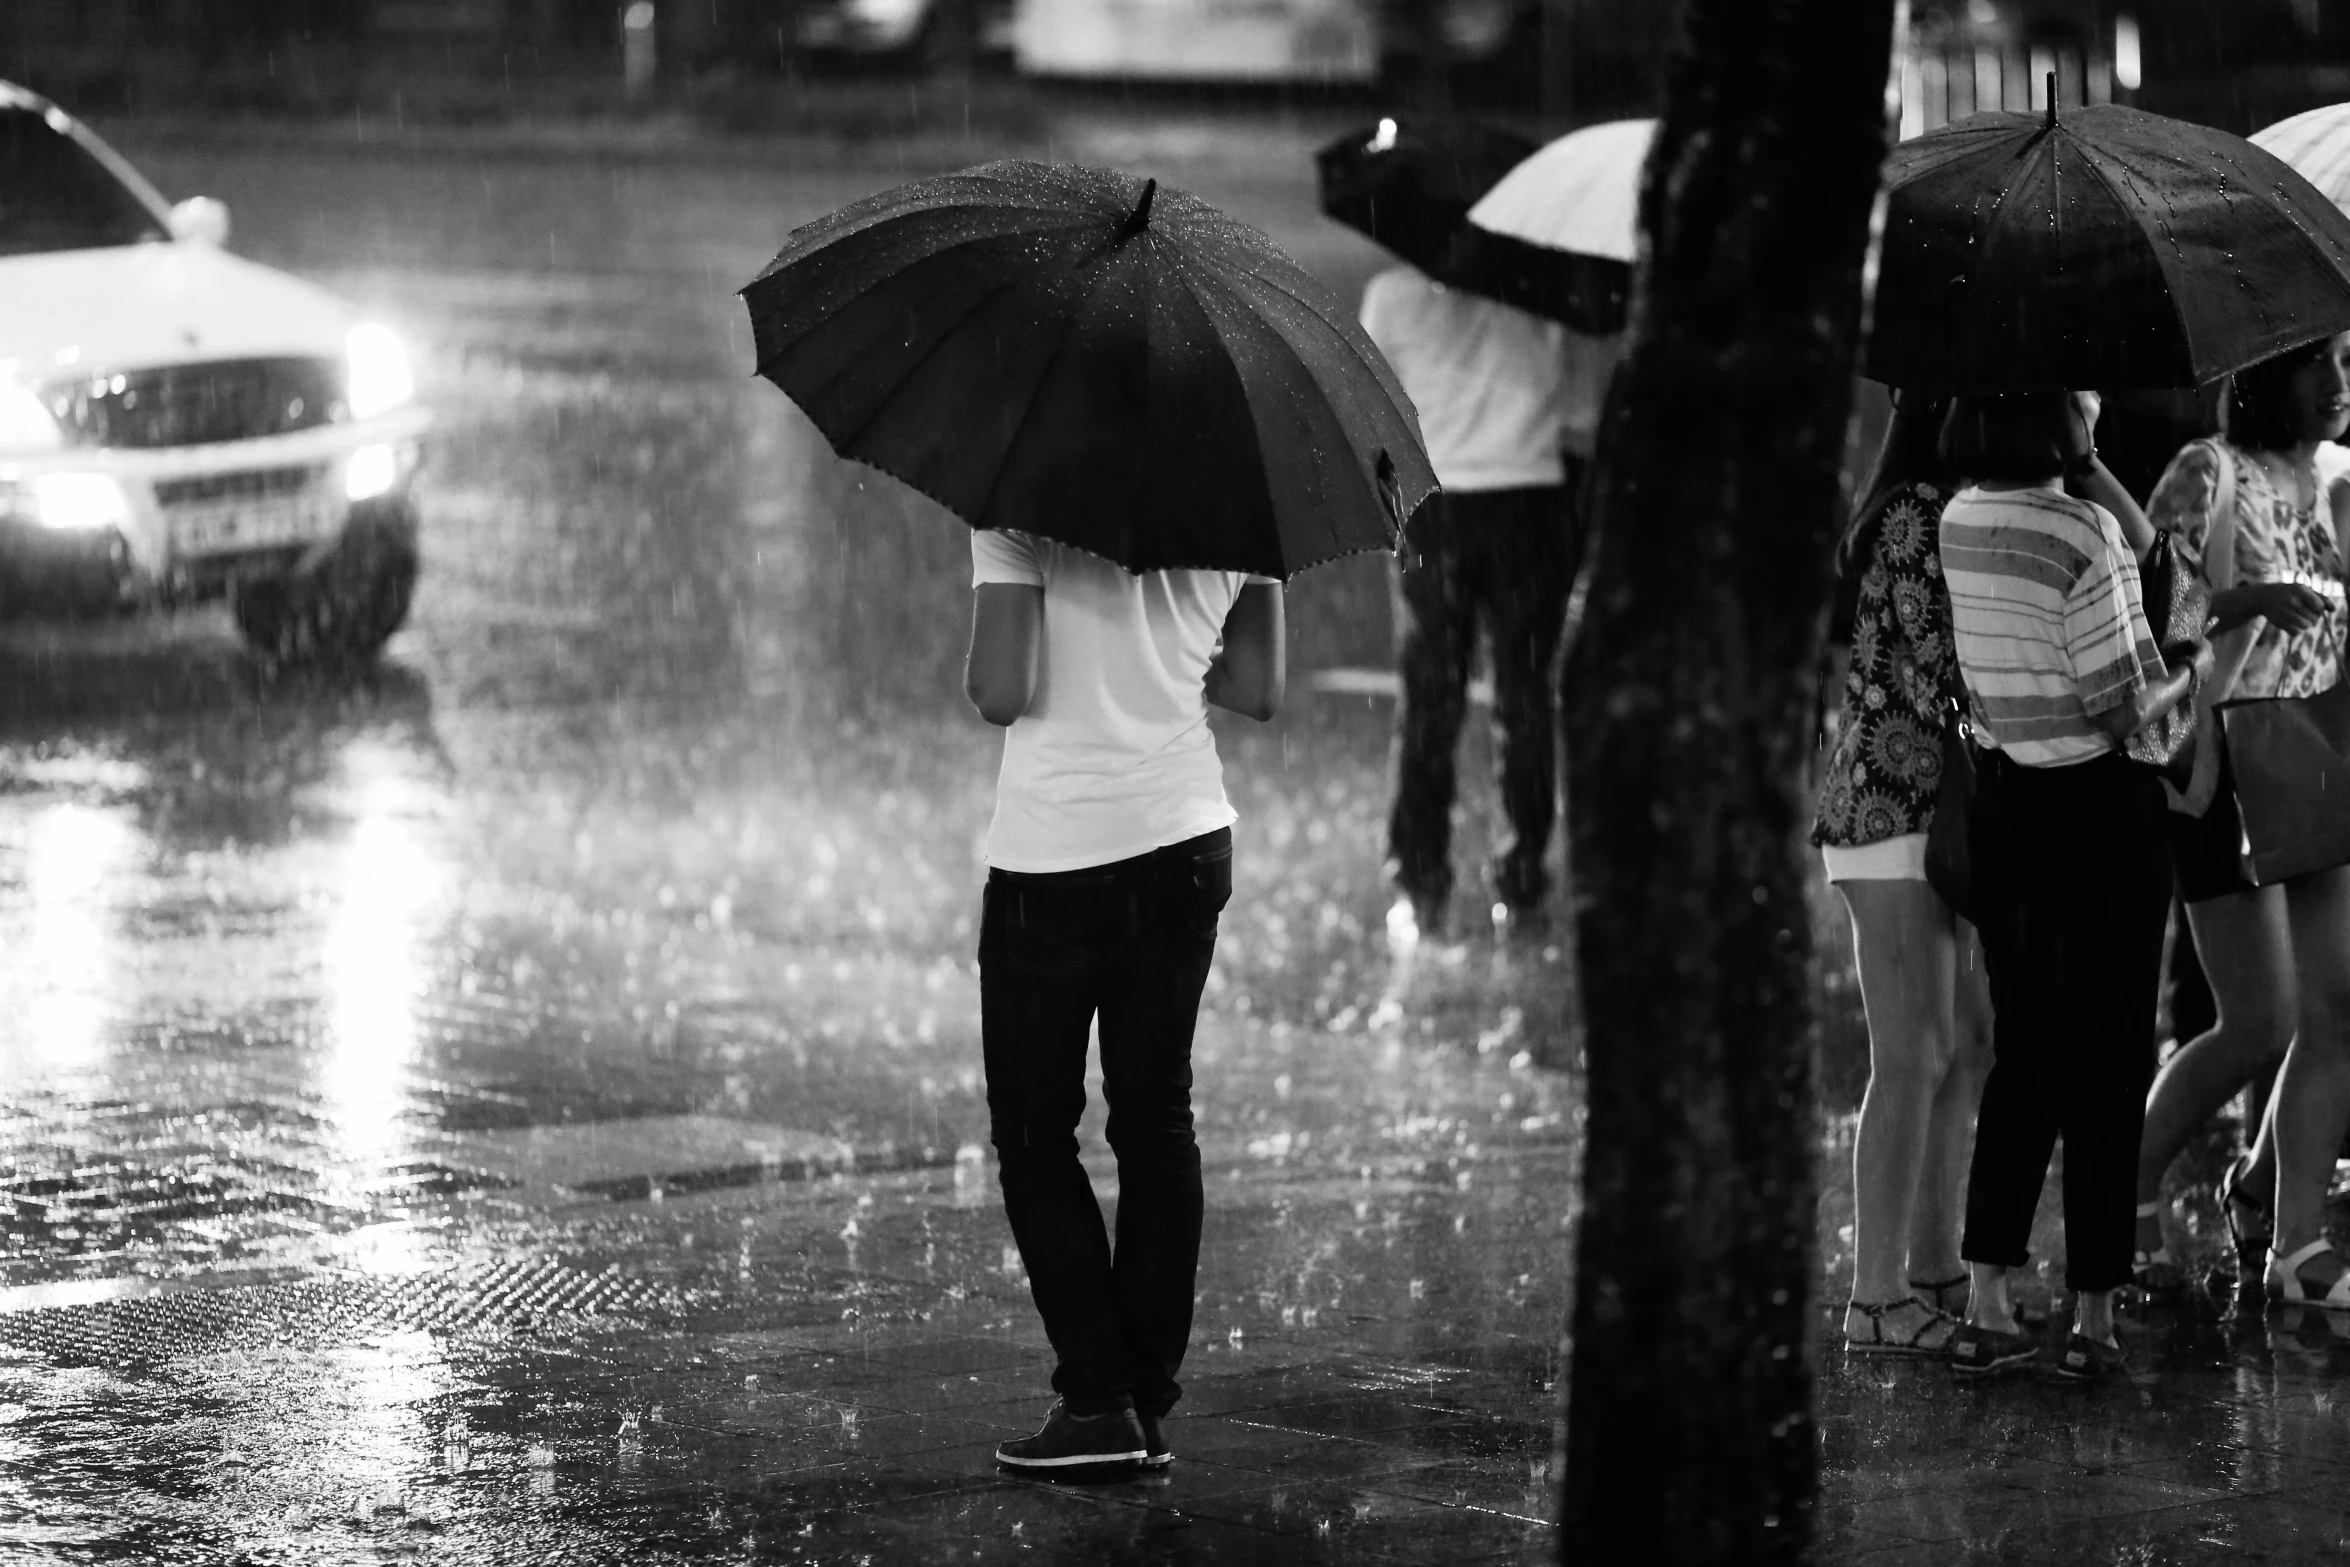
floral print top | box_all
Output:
[2146,439,2346,701]
[1811,481,1959,848]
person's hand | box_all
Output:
[2061,391,2100,468]
[2188,635,2217,687]
[2251,581,2334,634]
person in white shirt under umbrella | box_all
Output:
[742,161,1435,1470]
[1359,267,1610,943]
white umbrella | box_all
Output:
[2252,103,2350,219]
[1466,117,1657,263]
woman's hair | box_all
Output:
[1938,392,2090,482]
[2225,336,2334,453]
[1827,390,1952,643]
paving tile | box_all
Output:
[1240,1394,1484,1444]
[1168,1476,1453,1550]
[1993,1493,2350,1562]
[1369,1456,1554,1521]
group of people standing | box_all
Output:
[1819,338,2350,1378]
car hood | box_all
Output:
[0,243,355,382]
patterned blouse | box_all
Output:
[2147,439,2347,701]
[1812,481,1960,848]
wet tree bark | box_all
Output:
[1557,2,1896,1562]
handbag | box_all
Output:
[1922,696,1978,923]
[2220,454,2350,884]
[2221,677,2350,884]
[2124,527,2210,785]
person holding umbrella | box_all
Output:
[741,161,1437,1468]
[1811,389,1991,1356]
[1935,392,2211,1379]
[1358,257,1609,943]
[2133,333,2350,1309]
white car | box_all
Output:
[0,82,427,662]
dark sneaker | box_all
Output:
[1138,1410,1172,1469]
[994,1401,1148,1471]
[1947,1322,2036,1376]
[2052,1333,2125,1383]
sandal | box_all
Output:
[1947,1321,2037,1376]
[2268,1238,2350,1311]
[2130,1200,2189,1298]
[2053,1332,2126,1383]
[1909,1274,1970,1316]
[1843,1297,1959,1358]
[2218,1153,2274,1280]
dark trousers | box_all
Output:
[979,828,1231,1416]
[1386,483,1576,912]
[1961,751,2172,1292]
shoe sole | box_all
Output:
[1141,1453,1172,1469]
[1843,1340,1947,1359]
[1950,1349,2037,1376]
[994,1448,1149,1469]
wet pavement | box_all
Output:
[5,112,2350,1562]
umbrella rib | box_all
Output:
[2065,140,2209,381]
[1191,251,1418,411]
[959,243,1137,537]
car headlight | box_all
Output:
[31,473,131,533]
[345,324,414,421]
[0,383,64,454]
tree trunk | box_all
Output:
[1558,2,1896,1562]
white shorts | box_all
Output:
[1820,833,1930,883]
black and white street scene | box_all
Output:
[13,2,2350,1563]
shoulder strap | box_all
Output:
[2204,439,2240,592]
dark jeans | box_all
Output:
[979,828,1231,1417]
[1961,751,2172,1292]
[1386,482,1576,912]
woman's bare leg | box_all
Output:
[1838,879,1963,1317]
[2267,866,2350,1288]
[2135,886,2295,1221]
[1907,920,1990,1286]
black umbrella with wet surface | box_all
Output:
[1869,97,2350,393]
[740,160,1438,578]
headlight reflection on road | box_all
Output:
[4,801,135,1070]
[319,742,444,1178]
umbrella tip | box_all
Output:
[1123,179,1157,238]
[2044,69,2059,130]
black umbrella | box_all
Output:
[1869,99,2350,393]
[740,160,1437,579]
[1315,116,1536,280]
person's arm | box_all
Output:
[965,583,1042,726]
[2210,580,2332,635]
[1204,582,1285,721]
[2069,457,2156,557]
[2088,637,2212,742]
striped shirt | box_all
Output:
[1939,484,2165,768]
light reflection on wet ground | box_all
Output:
[0,117,2345,1564]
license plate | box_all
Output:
[167,488,337,557]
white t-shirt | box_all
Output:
[971,530,1274,872]
[1357,265,1583,491]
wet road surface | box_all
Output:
[4,113,2350,1563]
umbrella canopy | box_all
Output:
[740,160,1436,579]
[2253,103,2350,219]
[1467,117,1656,264]
[1869,103,2350,393]
[1454,117,1654,335]
[1314,115,1537,280]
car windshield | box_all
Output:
[0,104,168,257]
